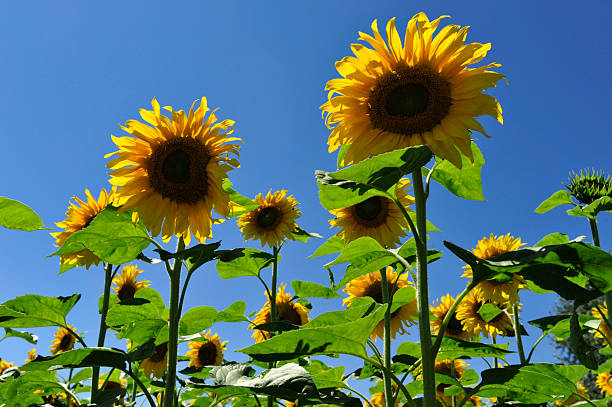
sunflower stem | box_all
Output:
[589,217,601,247]
[91,262,114,400]
[512,304,526,365]
[267,246,280,407]
[411,169,435,407]
[379,268,393,407]
[124,367,156,407]
[164,237,185,407]
[431,282,475,358]
[344,385,375,407]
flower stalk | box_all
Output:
[91,262,114,399]
[267,246,280,407]
[512,304,526,364]
[379,268,393,407]
[164,237,185,407]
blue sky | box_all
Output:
[0,0,611,392]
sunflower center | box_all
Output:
[257,207,280,229]
[117,282,137,301]
[362,280,397,304]
[368,64,451,135]
[446,313,464,335]
[278,303,303,325]
[150,342,168,363]
[197,341,218,366]
[353,196,390,227]
[59,334,74,351]
[148,138,210,204]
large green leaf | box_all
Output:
[309,236,346,258]
[217,248,275,279]
[534,233,570,247]
[528,313,597,341]
[435,337,512,360]
[1,328,38,344]
[239,299,386,361]
[0,294,80,329]
[476,363,588,404]
[0,370,64,407]
[106,297,166,348]
[424,142,485,201]
[534,190,574,214]
[22,347,127,371]
[179,306,218,336]
[304,360,346,389]
[567,196,612,219]
[569,311,599,369]
[316,146,432,210]
[0,197,44,231]
[291,281,341,299]
[50,206,150,265]
[222,179,259,218]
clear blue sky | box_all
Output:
[1,0,611,388]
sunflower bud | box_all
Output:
[565,169,612,205]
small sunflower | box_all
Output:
[250,284,311,343]
[322,14,504,168]
[25,349,37,363]
[430,294,473,341]
[592,304,611,346]
[343,267,418,341]
[566,169,612,205]
[49,325,78,355]
[0,360,14,375]
[106,97,241,245]
[433,359,468,406]
[462,233,526,304]
[455,288,513,338]
[51,187,116,269]
[596,371,612,396]
[237,190,301,248]
[112,264,151,301]
[329,178,414,248]
[139,342,168,378]
[185,330,227,367]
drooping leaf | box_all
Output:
[569,311,599,369]
[316,146,433,210]
[424,142,485,201]
[434,337,511,360]
[217,248,275,279]
[528,313,598,341]
[215,301,248,323]
[534,233,570,247]
[222,179,259,217]
[304,360,346,389]
[0,370,64,406]
[534,190,574,214]
[309,236,346,258]
[0,294,80,329]
[0,197,44,231]
[291,227,323,243]
[50,206,150,265]
[478,303,504,323]
[22,347,127,371]
[291,281,341,299]
[106,297,166,348]
[179,241,222,269]
[566,196,612,220]
[179,306,218,336]
[1,328,38,344]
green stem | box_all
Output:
[512,304,526,364]
[450,360,456,407]
[129,362,137,404]
[178,269,195,317]
[124,367,156,407]
[526,333,546,364]
[344,385,375,407]
[588,218,612,346]
[164,237,185,407]
[91,262,114,400]
[267,246,280,407]
[379,269,393,407]
[411,170,435,407]
[431,282,475,358]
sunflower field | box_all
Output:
[1,5,611,407]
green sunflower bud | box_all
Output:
[565,169,612,205]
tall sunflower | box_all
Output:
[106,97,241,245]
[592,304,611,346]
[596,371,612,396]
[238,190,301,248]
[49,325,78,355]
[185,330,227,367]
[430,294,473,341]
[112,264,151,301]
[139,342,168,378]
[51,187,116,269]
[250,284,311,343]
[462,233,526,304]
[455,288,513,338]
[329,178,413,248]
[343,267,418,340]
[322,13,504,168]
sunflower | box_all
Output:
[51,187,116,269]
[462,233,526,304]
[343,267,418,341]
[237,190,301,248]
[321,14,504,168]
[185,330,227,367]
[106,97,241,245]
[99,378,128,406]
[49,325,77,355]
[596,371,612,396]
[329,178,414,248]
[250,284,311,343]
[455,288,513,338]
[592,304,611,346]
[25,349,37,363]
[112,264,151,301]
[566,169,612,205]
[556,384,589,406]
[433,359,468,406]
[430,294,473,341]
[139,342,168,378]
[0,360,14,375]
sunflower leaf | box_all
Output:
[424,142,485,201]
[528,313,598,341]
[179,306,218,336]
[22,348,127,371]
[0,294,80,329]
[291,281,341,299]
[0,370,64,406]
[0,328,38,345]
[216,248,275,279]
[569,311,599,370]
[291,227,323,243]
[0,197,44,231]
[534,190,574,214]
[434,337,511,360]
[309,236,346,258]
[478,303,504,322]
[316,145,433,210]
[223,179,259,218]
[533,233,570,247]
[49,206,150,265]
